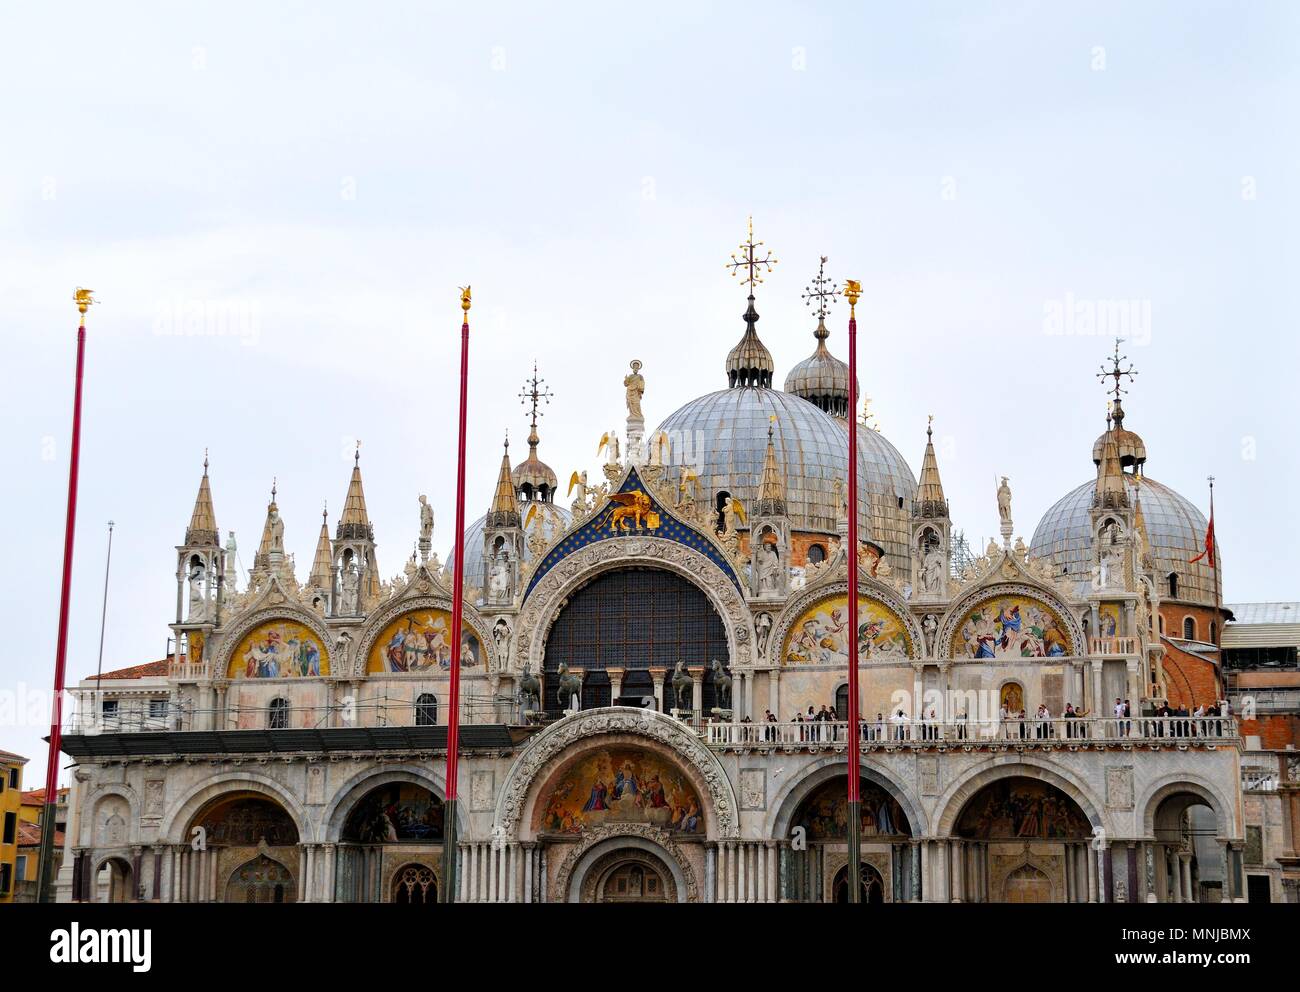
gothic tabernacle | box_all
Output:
[57,223,1243,904]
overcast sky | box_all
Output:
[1,1,1296,773]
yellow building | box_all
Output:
[0,750,28,904]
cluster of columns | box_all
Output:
[710,840,779,902]
[458,841,543,902]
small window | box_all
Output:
[1167,573,1179,598]
[1209,621,1217,643]
[835,684,850,721]
[6,767,15,789]
[807,543,826,565]
[0,863,10,895]
[1183,617,1197,641]
[415,693,438,727]
[149,699,169,720]
[267,697,290,730]
[15,855,28,879]
[1158,615,1165,635]
[101,699,119,717]
[2,811,16,844]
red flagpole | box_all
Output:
[441,287,472,903]
[845,281,862,903]
[38,289,94,903]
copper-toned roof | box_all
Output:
[87,658,171,681]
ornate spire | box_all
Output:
[309,503,333,591]
[489,434,521,526]
[184,451,220,546]
[513,363,558,501]
[1094,428,1129,509]
[756,416,787,516]
[724,218,777,388]
[915,417,948,517]
[254,479,284,569]
[337,442,374,540]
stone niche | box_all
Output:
[987,843,1066,903]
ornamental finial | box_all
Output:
[843,279,862,318]
[459,285,472,320]
[802,256,839,322]
[726,217,778,294]
[73,287,96,324]
[1097,337,1138,408]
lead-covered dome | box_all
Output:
[655,386,916,569]
[784,318,855,418]
[1029,475,1219,607]
[453,501,572,600]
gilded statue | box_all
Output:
[623,359,645,420]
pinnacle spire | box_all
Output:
[489,435,521,526]
[1094,429,1129,509]
[756,417,787,515]
[184,451,219,546]
[915,417,948,517]
[309,503,333,590]
[254,479,284,570]
[337,442,374,540]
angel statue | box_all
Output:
[677,465,700,510]
[597,431,621,465]
[722,496,747,536]
[567,470,588,509]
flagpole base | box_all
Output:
[441,798,459,904]
[846,800,862,904]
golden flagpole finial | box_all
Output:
[459,285,472,321]
[73,287,96,325]
[843,279,861,318]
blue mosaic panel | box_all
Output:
[523,467,742,599]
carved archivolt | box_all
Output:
[351,592,496,678]
[553,822,699,903]
[936,581,1086,661]
[514,537,753,675]
[767,577,924,667]
[494,708,739,838]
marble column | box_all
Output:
[607,667,624,703]
[768,668,781,719]
[649,668,666,712]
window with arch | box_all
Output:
[834,684,849,721]
[1209,621,1217,643]
[267,697,290,730]
[1183,617,1197,641]
[806,543,826,565]
[414,692,438,726]
[1167,572,1179,598]
[1158,615,1165,635]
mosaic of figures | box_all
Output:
[229,621,329,679]
[783,594,911,665]
[955,779,1091,840]
[535,748,704,835]
[1098,603,1121,639]
[343,783,445,843]
[953,595,1071,659]
[368,609,482,674]
[196,796,299,846]
[795,778,911,840]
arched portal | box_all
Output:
[338,783,445,903]
[833,862,885,904]
[788,775,913,903]
[953,776,1093,903]
[1150,790,1224,903]
[94,856,134,903]
[392,863,438,904]
[184,792,300,903]
[542,566,728,713]
[588,848,675,903]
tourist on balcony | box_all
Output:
[1035,703,1051,739]
[874,712,885,742]
[890,708,910,741]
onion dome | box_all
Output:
[184,453,220,546]
[784,317,854,418]
[725,297,775,388]
[512,425,558,502]
[1091,397,1147,471]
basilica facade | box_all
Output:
[56,261,1246,904]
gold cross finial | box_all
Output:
[726,216,778,293]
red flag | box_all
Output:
[1190,508,1215,567]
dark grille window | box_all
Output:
[543,567,728,712]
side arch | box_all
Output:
[321,762,466,841]
[158,772,311,845]
[767,755,929,839]
[932,756,1107,839]
[1138,773,1237,839]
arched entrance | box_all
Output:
[392,863,438,904]
[95,857,134,903]
[586,848,675,903]
[790,775,912,903]
[833,862,885,903]
[184,792,300,903]
[1150,791,1223,903]
[953,776,1093,903]
[542,567,728,713]
[339,782,445,903]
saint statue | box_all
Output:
[188,562,206,621]
[996,476,1013,525]
[340,560,360,614]
[755,612,773,657]
[921,548,945,595]
[623,360,645,420]
[268,507,285,554]
[419,494,434,545]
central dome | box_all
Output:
[655,387,916,569]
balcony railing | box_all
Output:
[700,715,1239,748]
[1089,636,1139,656]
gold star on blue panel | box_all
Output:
[523,467,742,600]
